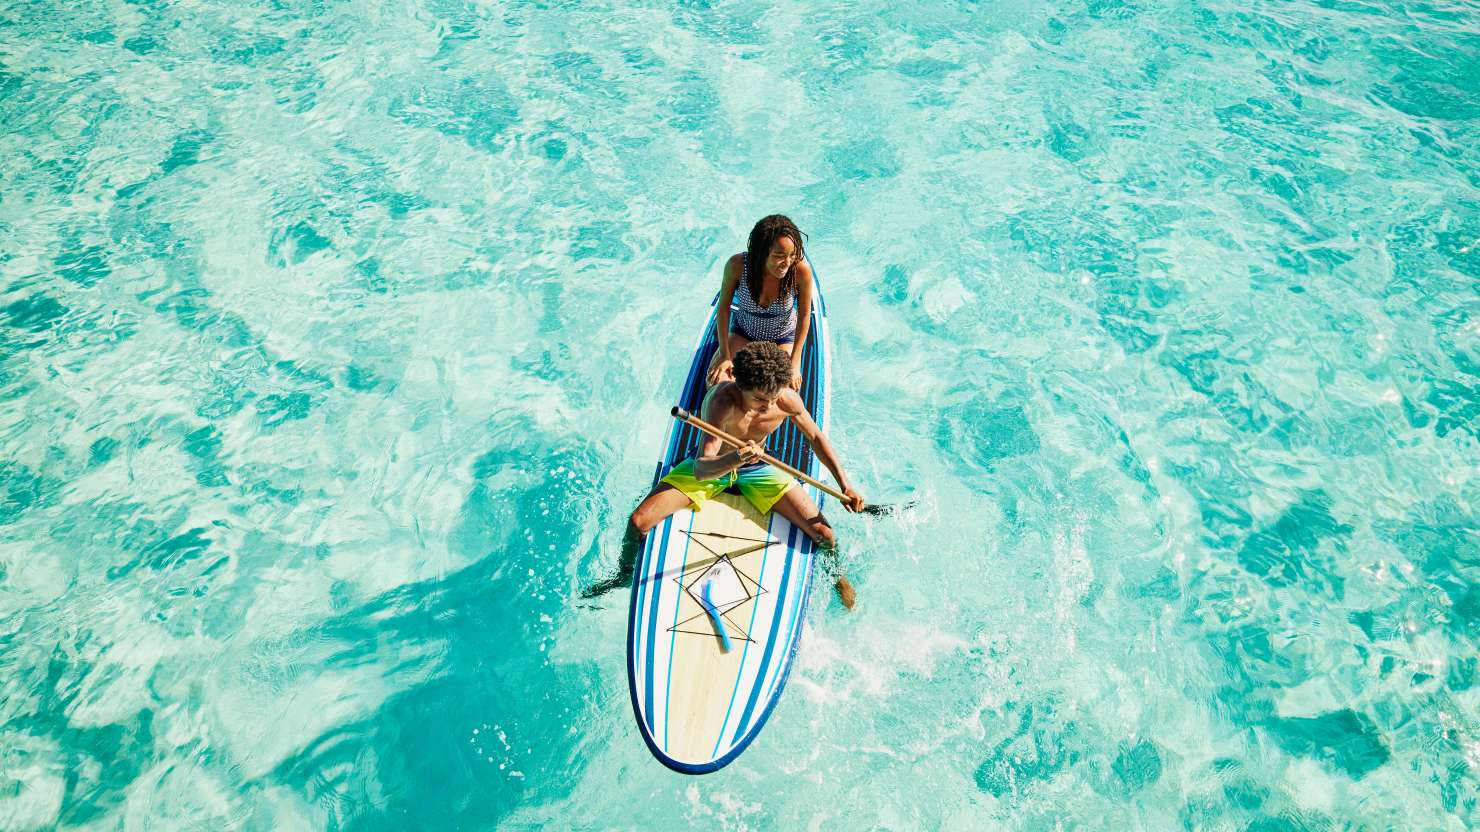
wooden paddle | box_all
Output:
[670,406,914,517]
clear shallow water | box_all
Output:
[1,0,1477,828]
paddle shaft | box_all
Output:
[670,406,850,503]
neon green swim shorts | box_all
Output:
[660,460,796,515]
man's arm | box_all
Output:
[780,390,866,511]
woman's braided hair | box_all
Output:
[744,215,806,305]
[732,341,792,394]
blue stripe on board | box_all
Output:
[730,522,799,745]
[795,323,820,472]
[810,256,826,316]
[770,323,811,471]
[773,534,814,702]
[663,508,698,751]
[632,524,649,686]
[642,514,675,734]
[814,320,826,433]
[630,258,829,774]
[801,331,818,469]
[675,322,716,463]
[636,310,710,725]
[664,315,717,471]
[741,531,819,760]
[710,510,776,759]
[806,323,823,482]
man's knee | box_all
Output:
[630,507,654,535]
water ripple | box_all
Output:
[1,0,1477,828]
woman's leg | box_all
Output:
[707,331,751,386]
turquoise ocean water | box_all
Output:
[2,0,1478,828]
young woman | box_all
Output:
[706,215,814,390]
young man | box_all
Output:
[587,341,866,607]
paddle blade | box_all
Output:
[861,499,917,518]
[701,582,733,653]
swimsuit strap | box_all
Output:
[731,251,798,343]
[737,253,793,313]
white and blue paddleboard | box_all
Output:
[626,265,831,774]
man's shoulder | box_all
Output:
[777,387,808,416]
[702,381,741,416]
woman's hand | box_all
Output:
[840,484,867,513]
[708,357,733,386]
[788,365,803,391]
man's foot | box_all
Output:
[580,574,625,599]
[580,522,645,601]
[834,576,855,610]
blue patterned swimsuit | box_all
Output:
[729,254,797,345]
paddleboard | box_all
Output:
[626,262,831,774]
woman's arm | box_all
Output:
[716,258,740,360]
[788,264,814,390]
[708,256,742,384]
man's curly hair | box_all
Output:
[732,341,791,394]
